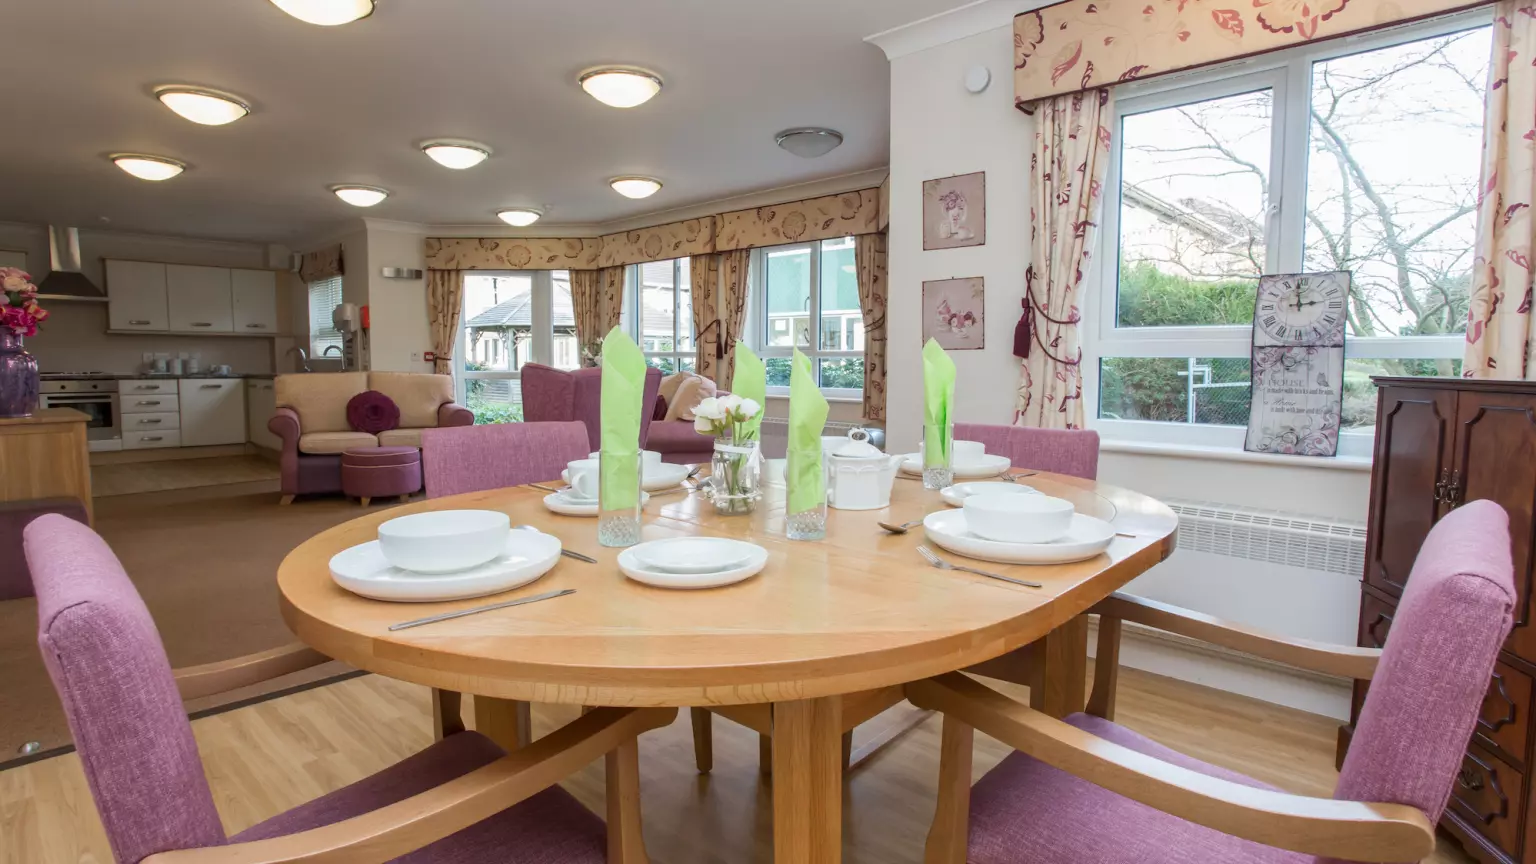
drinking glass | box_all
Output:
[923,422,954,490]
[598,451,642,548]
[786,460,829,542]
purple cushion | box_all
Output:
[347,390,401,434]
[953,423,1100,480]
[421,421,591,499]
[644,419,714,454]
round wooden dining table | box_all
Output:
[278,468,1177,863]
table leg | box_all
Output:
[473,696,532,750]
[431,688,464,739]
[771,696,842,864]
[1030,615,1089,718]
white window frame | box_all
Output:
[750,237,865,400]
[1086,10,1486,457]
[452,270,558,410]
[306,275,345,359]
[623,258,696,374]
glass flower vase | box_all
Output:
[709,437,760,516]
[0,332,38,419]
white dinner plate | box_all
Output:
[940,482,1041,508]
[898,453,1013,480]
[542,490,650,517]
[922,510,1115,565]
[329,530,562,602]
[562,461,694,493]
[634,537,754,574]
[618,538,768,589]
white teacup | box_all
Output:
[964,493,1075,544]
[920,439,986,466]
[589,450,663,473]
[377,509,510,574]
[567,458,601,501]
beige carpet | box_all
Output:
[0,481,404,764]
[91,455,280,497]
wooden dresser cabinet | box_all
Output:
[1343,377,1536,863]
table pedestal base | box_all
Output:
[772,696,844,864]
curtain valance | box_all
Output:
[1014,0,1489,108]
[716,188,881,251]
[598,216,716,268]
[423,237,601,270]
[298,244,343,283]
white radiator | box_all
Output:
[757,417,862,459]
[1162,499,1367,576]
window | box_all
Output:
[455,270,576,424]
[1093,14,1487,449]
[752,237,864,396]
[307,276,344,358]
[622,259,695,374]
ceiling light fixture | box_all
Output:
[331,185,390,207]
[775,127,844,158]
[155,87,252,126]
[609,176,662,199]
[110,154,187,181]
[579,68,664,108]
[421,141,492,170]
[269,0,374,25]
[497,209,543,227]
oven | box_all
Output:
[39,378,121,450]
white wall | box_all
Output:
[366,224,434,373]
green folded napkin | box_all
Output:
[923,338,956,468]
[732,344,767,442]
[600,327,645,510]
[786,348,829,514]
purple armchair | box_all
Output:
[26,513,671,864]
[912,499,1515,864]
[521,363,662,453]
[954,422,1100,480]
[422,421,591,498]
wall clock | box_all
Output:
[1244,271,1352,458]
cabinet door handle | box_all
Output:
[129,319,151,326]
[138,400,162,406]
[1449,470,1465,508]
[245,323,265,329]
[191,322,213,328]
[142,436,164,442]
[1434,469,1450,503]
[139,419,162,424]
[134,385,161,391]
[200,384,221,389]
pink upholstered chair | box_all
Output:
[910,499,1515,864]
[27,514,671,864]
[421,421,591,499]
[954,422,1100,480]
[520,363,662,454]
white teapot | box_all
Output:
[826,428,903,511]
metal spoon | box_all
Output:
[878,519,924,535]
[513,525,598,563]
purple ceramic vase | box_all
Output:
[0,331,39,419]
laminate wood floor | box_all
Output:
[0,666,1474,863]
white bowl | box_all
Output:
[589,450,663,472]
[963,494,1075,544]
[377,509,511,574]
[920,439,987,466]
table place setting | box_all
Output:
[616,536,770,589]
[939,480,1041,507]
[560,449,694,494]
[921,490,1117,566]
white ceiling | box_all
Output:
[0,0,960,245]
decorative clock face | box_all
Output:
[1256,275,1346,345]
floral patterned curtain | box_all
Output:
[854,233,888,422]
[426,269,463,376]
[1016,88,1114,429]
[1465,0,1536,379]
[298,244,343,283]
[598,266,626,336]
[570,269,602,367]
[690,254,722,382]
[718,249,751,386]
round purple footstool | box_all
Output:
[341,446,422,507]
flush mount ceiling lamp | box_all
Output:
[331,185,390,207]
[775,127,844,159]
[110,153,187,181]
[422,140,492,170]
[269,0,374,25]
[497,208,543,227]
[609,176,662,199]
[579,67,663,108]
[154,86,252,126]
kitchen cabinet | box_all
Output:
[166,265,234,333]
[246,379,280,450]
[105,260,170,332]
[231,269,280,334]
[178,379,245,446]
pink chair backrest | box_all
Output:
[1323,500,1515,864]
[953,423,1100,480]
[520,363,577,425]
[26,515,226,864]
[421,421,591,498]
[521,363,662,453]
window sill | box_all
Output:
[1099,438,1374,471]
[765,393,865,404]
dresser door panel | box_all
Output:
[1365,387,1457,596]
[1456,392,1536,660]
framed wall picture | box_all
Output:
[1244,271,1352,457]
[922,172,986,250]
[922,277,985,350]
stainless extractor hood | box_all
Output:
[35,227,106,302]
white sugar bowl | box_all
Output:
[826,429,903,511]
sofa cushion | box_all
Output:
[664,374,716,422]
[299,431,378,455]
[369,373,453,429]
[377,428,423,448]
[347,390,401,434]
[275,372,369,434]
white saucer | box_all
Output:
[562,461,693,493]
[922,510,1115,565]
[899,453,1013,480]
[329,530,562,602]
[635,537,754,574]
[542,490,651,517]
[940,482,1041,508]
[618,538,768,589]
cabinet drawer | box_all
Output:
[120,395,179,415]
[121,380,178,396]
[121,412,180,432]
[1478,662,1533,769]
[1447,744,1524,860]
[122,430,181,450]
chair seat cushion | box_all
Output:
[234,731,605,864]
[645,419,714,453]
[342,445,421,467]
[968,714,1308,864]
[378,428,425,448]
[299,431,379,455]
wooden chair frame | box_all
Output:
[908,593,1433,864]
[155,644,669,864]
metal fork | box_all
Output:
[917,545,1042,588]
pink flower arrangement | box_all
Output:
[2,267,47,338]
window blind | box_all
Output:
[308,276,344,357]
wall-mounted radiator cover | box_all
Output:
[1163,498,1366,577]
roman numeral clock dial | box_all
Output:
[1256,276,1337,345]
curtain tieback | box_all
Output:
[1019,270,1082,368]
